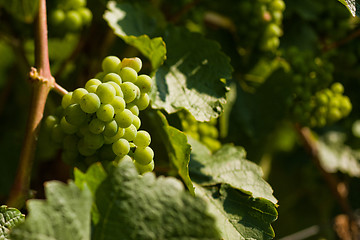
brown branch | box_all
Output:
[7,0,55,208]
[53,82,68,96]
[323,27,360,52]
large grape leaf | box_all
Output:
[103,1,167,69]
[77,160,220,239]
[0,0,39,23]
[189,137,278,205]
[0,206,24,240]
[10,181,92,240]
[151,26,232,122]
[196,184,277,240]
[338,0,360,17]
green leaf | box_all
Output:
[189,137,278,204]
[87,159,220,239]
[338,0,360,17]
[0,0,39,23]
[151,26,232,122]
[10,181,92,240]
[317,131,360,177]
[196,184,277,240]
[0,206,24,240]
[104,1,167,69]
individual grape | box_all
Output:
[120,82,139,103]
[72,88,88,104]
[103,73,122,85]
[50,9,65,25]
[135,75,152,93]
[133,146,154,165]
[66,0,86,9]
[115,109,134,128]
[121,57,142,73]
[115,154,133,163]
[62,92,73,109]
[44,115,58,130]
[65,103,87,126]
[80,93,101,113]
[132,115,141,130]
[60,116,78,134]
[102,56,121,73]
[112,138,130,157]
[103,120,118,137]
[83,132,104,150]
[78,138,97,157]
[104,127,125,144]
[331,82,344,94]
[111,96,126,112]
[85,78,102,90]
[119,67,138,83]
[64,10,82,31]
[127,103,139,116]
[96,104,115,122]
[78,7,92,25]
[77,124,91,138]
[88,118,105,134]
[133,130,151,148]
[96,83,116,104]
[134,93,150,110]
[134,160,154,174]
[122,124,137,141]
[86,85,98,93]
[51,124,65,144]
[107,81,123,97]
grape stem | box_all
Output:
[7,0,55,208]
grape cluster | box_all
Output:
[45,56,154,174]
[179,111,221,152]
[49,0,92,32]
[285,47,352,127]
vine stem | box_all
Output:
[7,0,55,208]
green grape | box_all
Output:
[328,108,342,122]
[62,92,73,109]
[85,78,102,90]
[132,115,141,130]
[87,85,97,93]
[133,130,151,148]
[112,138,130,157]
[115,109,134,128]
[72,88,88,104]
[51,124,65,144]
[50,9,65,25]
[78,138,97,157]
[78,7,92,25]
[122,124,137,141]
[331,82,344,94]
[201,137,221,152]
[77,124,91,138]
[134,160,154,174]
[96,104,115,122]
[270,0,286,11]
[133,146,154,165]
[96,83,116,104]
[115,154,133,163]
[63,134,79,152]
[66,0,86,9]
[111,96,126,112]
[107,81,123,97]
[119,67,138,83]
[102,56,121,73]
[136,75,152,93]
[80,93,101,113]
[134,93,150,110]
[60,116,78,134]
[121,57,142,73]
[103,120,118,137]
[64,10,82,31]
[88,118,105,134]
[127,103,139,116]
[120,82,139,103]
[83,132,104,150]
[65,103,87,126]
[104,127,125,144]
[44,115,58,130]
[103,73,122,85]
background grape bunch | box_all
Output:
[44,56,154,174]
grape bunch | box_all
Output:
[285,47,352,127]
[49,0,92,32]
[44,56,154,174]
[179,111,221,152]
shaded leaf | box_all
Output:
[151,26,232,121]
[0,206,24,240]
[87,159,219,239]
[189,137,277,204]
[10,181,92,240]
[196,184,277,240]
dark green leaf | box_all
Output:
[87,159,219,239]
[10,181,92,240]
[189,137,277,204]
[151,26,232,121]
[0,0,39,23]
[196,184,277,240]
[0,205,24,240]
